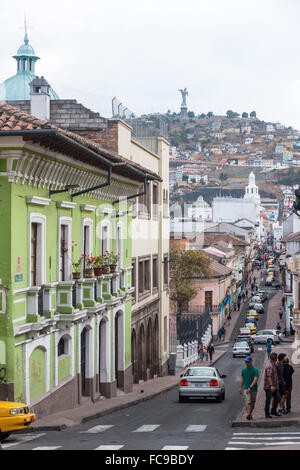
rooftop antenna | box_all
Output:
[24,14,29,44]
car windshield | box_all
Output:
[235,343,248,348]
[185,368,216,377]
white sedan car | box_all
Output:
[179,367,226,403]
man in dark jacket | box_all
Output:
[283,357,294,413]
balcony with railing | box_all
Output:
[13,268,135,336]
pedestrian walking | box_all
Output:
[245,289,248,298]
[234,303,237,312]
[276,322,281,331]
[221,326,226,342]
[279,309,283,321]
[242,293,245,302]
[266,340,272,359]
[237,301,241,310]
[239,356,259,421]
[277,353,288,414]
[227,313,231,325]
[264,352,281,418]
[283,357,294,413]
[207,343,214,363]
[199,343,204,361]
[217,328,222,342]
[204,346,209,361]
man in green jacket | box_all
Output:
[239,356,259,420]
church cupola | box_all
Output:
[13,24,40,74]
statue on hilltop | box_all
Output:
[179,88,188,107]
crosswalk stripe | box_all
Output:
[33,446,62,450]
[95,445,124,450]
[162,446,189,450]
[2,433,46,449]
[80,425,114,433]
[133,425,160,433]
[185,425,207,432]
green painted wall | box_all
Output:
[29,347,46,402]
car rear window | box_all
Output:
[185,368,216,377]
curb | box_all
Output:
[30,350,229,432]
[232,418,300,428]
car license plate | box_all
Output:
[193,382,209,387]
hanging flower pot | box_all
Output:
[72,272,81,280]
[84,268,93,278]
[94,267,103,276]
[102,265,110,274]
[109,264,117,273]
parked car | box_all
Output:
[251,296,263,304]
[0,401,36,442]
[238,327,252,338]
[252,329,281,344]
[265,276,273,286]
[272,282,281,289]
[178,367,226,403]
[252,303,264,314]
[257,291,268,302]
[246,310,259,320]
[235,336,254,352]
[244,322,257,334]
[246,316,257,325]
[232,341,251,358]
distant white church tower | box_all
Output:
[244,171,261,205]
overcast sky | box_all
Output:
[1,0,300,128]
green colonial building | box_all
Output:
[0,102,159,418]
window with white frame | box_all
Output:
[82,218,93,269]
[29,213,46,286]
[101,220,110,256]
[58,217,72,281]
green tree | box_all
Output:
[199,113,206,119]
[219,172,228,190]
[250,111,257,118]
[207,111,214,118]
[169,248,211,338]
[242,112,248,118]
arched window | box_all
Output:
[58,336,69,356]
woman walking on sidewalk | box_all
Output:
[264,352,281,418]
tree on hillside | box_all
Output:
[219,172,228,190]
[207,111,214,118]
[199,113,206,119]
[169,248,211,338]
[242,112,249,118]
[226,110,240,118]
[250,111,257,118]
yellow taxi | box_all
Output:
[246,310,259,320]
[244,322,257,334]
[0,401,35,442]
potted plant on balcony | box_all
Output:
[102,252,110,274]
[93,255,104,276]
[72,258,82,280]
[109,251,120,273]
[82,254,94,278]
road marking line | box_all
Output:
[228,441,300,446]
[162,446,189,450]
[185,425,207,432]
[33,446,62,450]
[225,447,247,450]
[233,432,300,435]
[232,436,300,441]
[133,425,160,433]
[2,433,46,449]
[95,445,124,450]
[80,425,114,433]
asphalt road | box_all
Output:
[4,275,288,451]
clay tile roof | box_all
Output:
[281,231,300,243]
[203,232,249,247]
[0,102,160,181]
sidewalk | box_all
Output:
[232,285,300,429]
